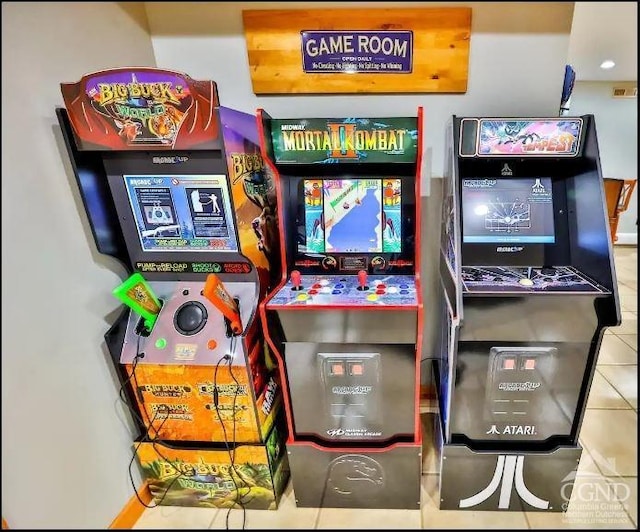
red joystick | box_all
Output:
[290,270,302,291]
[357,270,369,291]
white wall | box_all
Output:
[568,81,638,243]
[1,3,156,528]
[145,1,575,184]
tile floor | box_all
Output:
[134,247,638,529]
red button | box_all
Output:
[376,289,386,295]
[207,339,217,350]
[312,283,322,289]
[377,284,386,289]
[331,363,344,375]
[503,358,516,370]
[524,358,536,370]
[350,363,363,376]
[308,289,318,295]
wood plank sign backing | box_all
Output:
[243,8,471,94]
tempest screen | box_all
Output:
[461,178,555,244]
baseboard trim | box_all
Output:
[109,481,152,529]
[616,233,638,245]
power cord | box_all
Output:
[116,335,192,508]
[127,401,182,508]
[213,335,248,530]
[120,324,251,524]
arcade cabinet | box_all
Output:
[258,112,425,509]
[436,116,621,511]
[57,68,289,509]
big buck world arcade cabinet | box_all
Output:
[57,68,289,509]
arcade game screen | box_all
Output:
[299,178,402,255]
[124,174,238,252]
[461,178,555,244]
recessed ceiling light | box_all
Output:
[600,60,616,69]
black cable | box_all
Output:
[227,341,248,530]
[127,402,183,508]
[116,335,193,508]
[213,335,248,530]
[120,323,252,520]
[129,354,190,507]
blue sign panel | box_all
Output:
[301,31,413,74]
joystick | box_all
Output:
[519,267,535,286]
[290,270,303,291]
[357,270,369,291]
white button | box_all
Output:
[373,280,382,286]
[388,287,399,294]
[319,279,329,286]
[321,287,331,294]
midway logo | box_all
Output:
[496,246,524,253]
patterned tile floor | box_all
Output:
[135,247,637,529]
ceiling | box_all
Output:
[568,2,637,81]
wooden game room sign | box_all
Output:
[243,7,471,94]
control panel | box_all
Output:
[461,266,608,294]
[119,280,256,365]
[267,271,419,307]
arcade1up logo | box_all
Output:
[271,118,418,164]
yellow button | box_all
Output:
[296,293,309,301]
[367,294,378,301]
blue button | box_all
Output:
[332,290,342,295]
[334,283,344,289]
[400,290,409,295]
[399,284,409,289]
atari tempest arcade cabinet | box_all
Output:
[436,117,621,511]
[258,111,424,509]
[57,68,289,509]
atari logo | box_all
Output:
[458,455,549,510]
[501,164,513,176]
